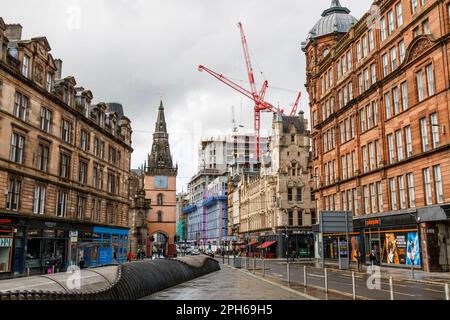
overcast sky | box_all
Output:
[1,0,371,192]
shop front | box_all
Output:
[353,212,421,269]
[0,218,14,278]
[92,226,129,266]
[256,229,314,259]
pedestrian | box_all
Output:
[113,251,117,264]
[127,251,133,263]
[291,250,296,262]
[356,249,362,272]
[369,250,376,271]
[79,257,85,270]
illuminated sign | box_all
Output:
[366,219,381,227]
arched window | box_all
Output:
[157,194,164,206]
[158,156,165,167]
[157,211,163,222]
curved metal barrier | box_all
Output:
[0,256,220,300]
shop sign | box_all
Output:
[69,231,78,238]
[70,237,78,243]
[0,238,13,247]
[0,219,12,224]
[366,218,381,227]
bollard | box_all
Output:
[303,266,307,287]
[27,268,30,277]
[228,254,230,265]
[287,263,290,286]
[445,283,449,301]
[352,272,356,300]
[324,268,328,294]
[262,257,265,277]
[389,277,394,300]
[253,257,256,274]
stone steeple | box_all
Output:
[147,100,177,176]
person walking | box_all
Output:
[79,257,85,270]
[369,250,376,271]
[356,249,363,272]
[127,251,134,263]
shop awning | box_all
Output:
[257,241,277,249]
[248,241,258,246]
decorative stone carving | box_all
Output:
[406,36,434,64]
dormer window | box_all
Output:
[46,73,53,92]
[22,54,30,77]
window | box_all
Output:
[93,164,98,189]
[98,166,104,190]
[313,111,318,126]
[358,74,363,94]
[413,26,420,37]
[10,132,25,164]
[369,29,374,51]
[296,188,303,202]
[33,184,46,215]
[78,160,88,185]
[362,146,368,174]
[377,182,383,212]
[399,40,406,63]
[423,168,433,205]
[80,130,90,151]
[388,10,395,34]
[393,87,400,115]
[298,211,303,226]
[107,173,117,194]
[390,178,398,210]
[433,165,444,204]
[46,73,53,92]
[360,108,366,132]
[356,41,361,61]
[366,105,373,129]
[13,92,29,121]
[343,85,348,105]
[398,176,406,209]
[315,168,319,189]
[324,164,329,185]
[405,126,413,157]
[288,210,293,226]
[396,130,404,161]
[401,81,409,110]
[373,102,379,126]
[341,156,346,180]
[109,146,117,165]
[40,107,52,133]
[350,116,356,137]
[381,17,387,41]
[375,140,381,167]
[347,51,352,71]
[396,3,404,26]
[340,122,345,144]
[352,151,357,175]
[56,190,68,217]
[348,82,353,100]
[422,19,430,34]
[7,178,21,211]
[430,113,439,148]
[363,186,370,214]
[76,195,86,220]
[345,118,350,141]
[385,92,392,120]
[288,188,293,201]
[93,138,99,157]
[382,54,389,77]
[364,68,370,90]
[369,142,375,171]
[411,0,418,14]
[353,189,359,216]
[362,36,368,58]
[417,70,424,102]
[337,60,341,79]
[61,119,73,143]
[426,64,435,96]
[406,173,416,208]
[420,117,429,152]
[342,191,347,211]
[371,64,377,84]
[390,47,398,71]
[387,134,395,164]
[347,153,351,178]
[59,152,71,179]
[22,55,30,77]
[370,184,377,213]
[37,143,49,172]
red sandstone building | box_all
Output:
[302,0,450,271]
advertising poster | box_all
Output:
[406,232,421,266]
[350,236,360,262]
[382,233,399,264]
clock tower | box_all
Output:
[144,100,178,257]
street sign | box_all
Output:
[319,211,353,234]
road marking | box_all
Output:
[309,273,324,278]
[424,288,444,293]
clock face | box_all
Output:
[154,176,168,190]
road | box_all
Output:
[218,257,449,300]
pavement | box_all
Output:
[221,257,450,300]
[143,261,316,300]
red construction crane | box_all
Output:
[198,22,301,161]
[290,92,302,116]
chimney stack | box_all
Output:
[5,24,22,41]
[54,59,63,79]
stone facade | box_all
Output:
[0,18,133,277]
[236,112,315,258]
[303,0,450,271]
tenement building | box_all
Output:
[302,0,450,271]
[237,112,315,259]
[0,19,133,278]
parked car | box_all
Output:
[205,250,215,258]
[191,249,200,256]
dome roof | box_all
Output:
[307,0,357,40]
